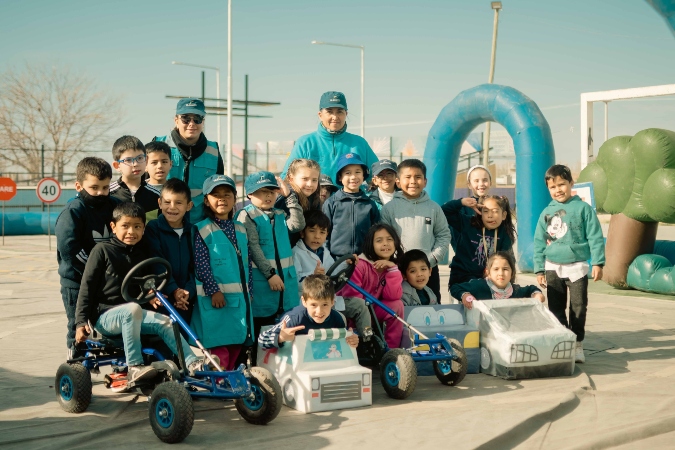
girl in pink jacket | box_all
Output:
[338,223,405,348]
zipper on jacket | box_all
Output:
[183,148,192,184]
[224,231,253,340]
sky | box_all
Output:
[1,0,674,167]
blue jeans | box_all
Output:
[95,303,197,367]
[60,286,78,349]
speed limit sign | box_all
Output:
[36,177,62,204]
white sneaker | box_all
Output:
[127,365,158,383]
[575,342,585,364]
[188,355,221,376]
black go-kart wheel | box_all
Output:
[433,338,468,386]
[121,257,172,304]
[326,254,357,292]
[234,367,282,425]
[379,348,417,400]
[55,363,92,413]
[357,334,386,367]
[149,381,194,444]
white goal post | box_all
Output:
[580,83,675,170]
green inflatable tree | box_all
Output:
[578,128,675,288]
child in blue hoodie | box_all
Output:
[534,164,605,364]
[322,153,380,258]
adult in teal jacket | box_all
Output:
[153,98,224,223]
[281,91,378,184]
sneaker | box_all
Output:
[362,326,373,342]
[575,342,585,364]
[188,355,221,376]
[127,365,158,383]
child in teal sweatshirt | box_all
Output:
[533,164,605,364]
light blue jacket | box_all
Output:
[154,133,221,223]
[237,205,300,317]
[281,123,379,184]
[191,218,253,348]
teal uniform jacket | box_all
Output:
[191,218,253,348]
[237,205,300,318]
[281,123,378,184]
[154,133,221,223]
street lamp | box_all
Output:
[171,61,222,162]
[482,1,502,171]
[311,41,365,137]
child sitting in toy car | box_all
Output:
[74,202,212,383]
[259,274,359,350]
[450,252,545,310]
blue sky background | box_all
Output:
[1,0,674,167]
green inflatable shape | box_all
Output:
[578,128,675,223]
[626,254,675,295]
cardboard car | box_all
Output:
[465,298,576,379]
[401,304,480,374]
[257,328,372,413]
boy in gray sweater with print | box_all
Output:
[534,164,605,364]
[381,159,451,300]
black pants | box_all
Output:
[60,285,79,350]
[428,266,441,301]
[245,314,278,366]
[546,271,588,342]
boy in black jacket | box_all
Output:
[74,202,210,382]
[56,157,119,358]
[145,179,196,325]
[109,136,160,215]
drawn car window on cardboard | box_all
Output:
[304,340,354,362]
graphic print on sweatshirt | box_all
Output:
[545,210,568,244]
[471,233,496,267]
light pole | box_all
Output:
[171,61,222,163]
[311,41,365,137]
[482,1,502,171]
[227,0,233,177]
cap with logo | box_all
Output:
[203,174,236,196]
[245,171,280,195]
[371,159,397,177]
[335,153,369,186]
[319,91,348,110]
[320,173,337,189]
[176,98,206,117]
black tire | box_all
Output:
[55,363,92,413]
[357,335,386,367]
[148,381,194,444]
[234,367,282,425]
[433,338,468,386]
[379,349,417,400]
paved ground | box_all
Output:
[1,235,675,449]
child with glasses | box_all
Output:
[110,136,160,216]
[152,98,224,223]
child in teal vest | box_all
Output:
[192,175,254,370]
[236,171,304,344]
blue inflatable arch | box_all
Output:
[424,84,555,271]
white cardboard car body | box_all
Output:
[465,298,576,379]
[257,328,372,413]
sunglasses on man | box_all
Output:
[179,115,204,125]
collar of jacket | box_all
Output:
[116,177,148,190]
[109,236,140,252]
[393,190,430,203]
[317,122,347,138]
[170,129,208,161]
[157,213,190,233]
[334,189,369,202]
[548,195,581,207]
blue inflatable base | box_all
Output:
[1,212,59,235]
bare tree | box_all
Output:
[0,63,123,180]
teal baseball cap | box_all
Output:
[176,98,206,116]
[203,174,236,196]
[319,91,348,110]
[245,171,279,195]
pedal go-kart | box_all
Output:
[54,257,282,443]
[326,255,468,399]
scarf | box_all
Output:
[486,278,514,299]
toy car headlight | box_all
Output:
[362,373,370,386]
[311,378,320,391]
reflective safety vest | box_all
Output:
[239,205,299,317]
[191,218,253,348]
[154,134,220,223]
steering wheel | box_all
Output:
[326,254,357,292]
[121,257,172,304]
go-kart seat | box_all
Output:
[87,323,173,357]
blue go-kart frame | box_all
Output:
[55,257,282,444]
[327,255,468,399]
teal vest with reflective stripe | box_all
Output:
[239,205,299,317]
[155,134,220,224]
[191,218,253,348]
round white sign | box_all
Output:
[36,177,62,204]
